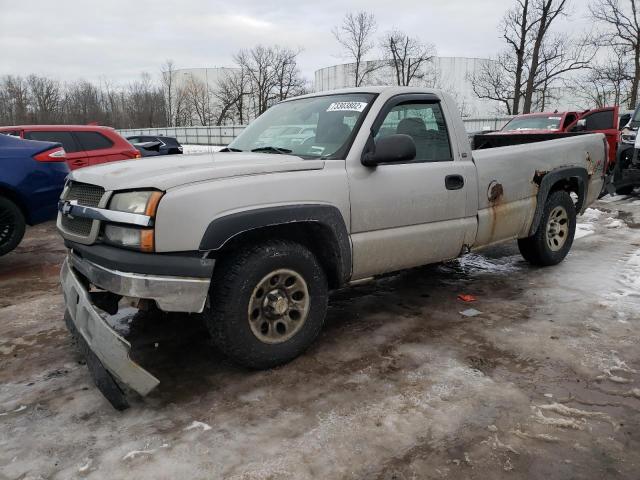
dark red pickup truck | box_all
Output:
[489,107,620,169]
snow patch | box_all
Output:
[122,444,169,461]
[0,405,26,416]
[448,253,520,275]
[579,208,604,222]
[184,421,212,432]
[181,144,225,155]
[575,224,594,239]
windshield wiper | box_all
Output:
[251,146,292,154]
[220,147,243,152]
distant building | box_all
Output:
[314,57,504,117]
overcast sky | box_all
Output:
[0,0,591,84]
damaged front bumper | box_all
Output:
[61,250,213,408]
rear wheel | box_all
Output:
[205,239,328,369]
[0,197,26,257]
[518,190,576,266]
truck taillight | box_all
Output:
[33,147,67,162]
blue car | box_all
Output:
[0,134,69,256]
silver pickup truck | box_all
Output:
[57,87,606,408]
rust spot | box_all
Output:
[488,182,504,203]
[487,181,504,241]
[533,170,548,185]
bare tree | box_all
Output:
[521,0,569,112]
[333,11,379,86]
[214,68,250,125]
[26,75,62,123]
[184,75,214,126]
[160,59,176,126]
[234,45,306,117]
[472,0,592,114]
[2,76,30,124]
[569,47,632,108]
[590,0,640,108]
[381,30,436,86]
[471,54,517,114]
[503,0,533,114]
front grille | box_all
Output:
[61,214,93,236]
[61,181,106,238]
[66,181,104,207]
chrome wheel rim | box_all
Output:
[248,268,310,344]
[546,206,569,252]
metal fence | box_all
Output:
[462,116,513,132]
[118,117,513,146]
[117,126,246,146]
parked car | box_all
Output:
[0,134,69,256]
[57,86,607,409]
[612,105,640,195]
[126,135,183,157]
[0,125,141,170]
[484,107,619,168]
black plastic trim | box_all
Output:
[65,241,214,278]
[529,167,589,236]
[199,204,351,283]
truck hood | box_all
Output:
[68,152,325,191]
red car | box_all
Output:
[494,107,620,168]
[0,125,141,170]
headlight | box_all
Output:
[621,128,637,145]
[104,190,163,252]
[109,190,163,215]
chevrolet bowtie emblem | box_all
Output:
[62,200,78,216]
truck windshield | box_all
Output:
[502,115,562,131]
[227,93,375,159]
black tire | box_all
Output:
[0,196,26,257]
[205,239,328,369]
[616,185,635,196]
[518,190,576,266]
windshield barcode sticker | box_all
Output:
[326,102,368,113]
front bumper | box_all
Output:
[61,258,160,401]
[61,249,213,406]
[68,250,211,313]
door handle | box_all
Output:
[445,175,464,190]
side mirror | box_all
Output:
[574,119,587,132]
[362,134,416,167]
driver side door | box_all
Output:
[347,95,477,279]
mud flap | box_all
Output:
[65,312,129,411]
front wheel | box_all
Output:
[518,190,576,266]
[205,239,328,369]
[0,197,26,257]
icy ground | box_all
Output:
[1,195,640,479]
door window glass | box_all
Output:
[582,111,614,131]
[24,130,82,153]
[75,131,113,151]
[375,102,452,162]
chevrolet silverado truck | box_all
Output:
[58,86,606,409]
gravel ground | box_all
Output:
[1,195,640,479]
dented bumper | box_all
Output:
[61,258,160,404]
